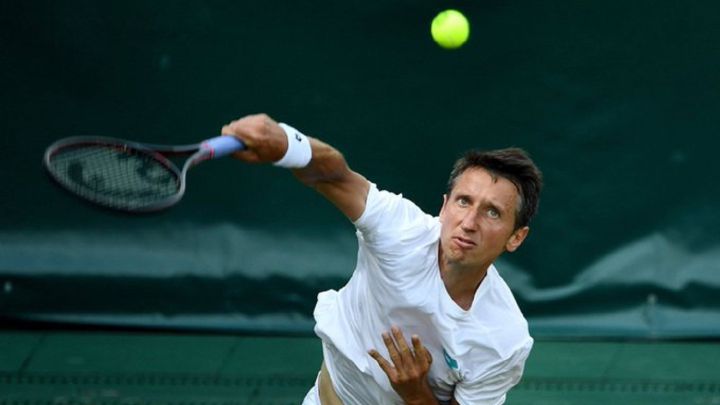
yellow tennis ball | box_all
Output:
[431,9,470,49]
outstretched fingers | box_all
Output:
[391,326,415,367]
[411,334,433,367]
[368,327,434,382]
[368,327,437,402]
[368,348,398,381]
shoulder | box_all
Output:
[453,339,531,404]
[484,265,528,323]
[451,267,533,402]
[354,182,438,240]
[462,266,532,357]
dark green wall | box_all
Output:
[2,0,719,337]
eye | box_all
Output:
[457,197,470,207]
[487,208,500,219]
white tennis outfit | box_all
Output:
[303,183,532,404]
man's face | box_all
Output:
[439,168,529,271]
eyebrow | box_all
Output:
[454,193,509,215]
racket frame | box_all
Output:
[43,136,214,213]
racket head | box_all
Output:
[43,136,193,213]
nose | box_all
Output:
[460,210,478,232]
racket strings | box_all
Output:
[47,145,180,210]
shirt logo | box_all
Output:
[443,348,458,369]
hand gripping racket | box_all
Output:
[43,135,245,213]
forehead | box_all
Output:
[451,168,520,207]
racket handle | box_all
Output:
[201,136,246,158]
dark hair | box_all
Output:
[446,148,543,230]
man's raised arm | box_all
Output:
[222,113,370,221]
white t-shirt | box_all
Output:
[313,183,533,404]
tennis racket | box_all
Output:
[43,135,246,213]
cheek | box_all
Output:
[439,207,459,226]
[479,217,506,232]
[485,223,515,244]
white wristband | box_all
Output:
[274,123,312,168]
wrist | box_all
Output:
[401,382,439,405]
[273,123,312,168]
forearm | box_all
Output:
[402,389,445,405]
[406,400,444,405]
[292,138,369,221]
[292,138,351,187]
[407,394,459,405]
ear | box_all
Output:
[505,226,529,252]
[439,194,448,217]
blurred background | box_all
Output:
[1,0,719,403]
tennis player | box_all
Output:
[222,114,543,405]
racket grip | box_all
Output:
[201,136,246,159]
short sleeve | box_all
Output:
[353,183,436,246]
[454,340,532,405]
[351,182,440,281]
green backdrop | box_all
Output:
[2,0,719,338]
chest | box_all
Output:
[382,304,478,390]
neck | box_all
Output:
[438,248,489,311]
